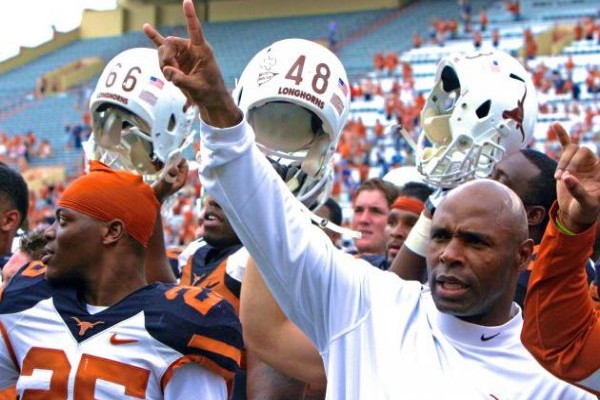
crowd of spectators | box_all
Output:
[0,131,54,170]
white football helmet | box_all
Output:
[232,38,350,209]
[88,47,197,176]
[416,49,537,189]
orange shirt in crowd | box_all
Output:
[574,21,584,41]
[479,10,488,30]
[522,204,599,395]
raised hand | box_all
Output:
[552,122,600,233]
[143,0,242,127]
[152,158,189,204]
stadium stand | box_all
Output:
[0,0,597,235]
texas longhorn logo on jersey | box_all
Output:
[71,317,104,336]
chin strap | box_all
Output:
[386,123,418,152]
[296,198,362,239]
[160,130,196,183]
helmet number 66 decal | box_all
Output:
[104,65,142,93]
[284,55,331,95]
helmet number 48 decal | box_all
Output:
[285,55,331,95]
[105,65,142,93]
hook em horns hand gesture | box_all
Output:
[552,122,600,233]
[143,0,242,128]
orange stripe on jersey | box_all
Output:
[0,386,16,400]
[188,334,241,368]
[196,261,240,314]
[166,246,183,259]
[0,322,18,371]
[186,355,236,381]
[160,357,190,392]
[21,261,46,277]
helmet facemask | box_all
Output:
[416,50,537,189]
[92,104,163,175]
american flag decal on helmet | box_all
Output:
[149,76,164,89]
[330,93,344,115]
[338,78,348,96]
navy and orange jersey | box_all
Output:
[166,245,184,280]
[0,262,243,398]
[173,240,249,399]
[173,239,244,314]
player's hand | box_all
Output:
[424,187,450,217]
[553,122,600,233]
[152,158,189,204]
[143,0,242,128]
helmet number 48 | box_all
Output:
[284,55,331,95]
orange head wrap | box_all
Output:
[391,196,425,215]
[57,161,160,247]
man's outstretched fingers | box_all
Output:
[555,124,577,179]
[159,37,187,72]
[553,122,570,148]
[143,23,165,47]
[183,0,205,46]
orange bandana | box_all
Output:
[57,161,160,247]
[391,196,424,215]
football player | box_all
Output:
[85,46,199,284]
[0,161,242,399]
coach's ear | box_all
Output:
[103,219,126,245]
[516,238,534,273]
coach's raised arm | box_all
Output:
[144,2,595,398]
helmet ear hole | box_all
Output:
[441,66,460,93]
[168,114,176,131]
[476,100,491,119]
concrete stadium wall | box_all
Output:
[0,0,400,73]
[80,9,125,38]
[0,29,80,74]
[208,0,400,22]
